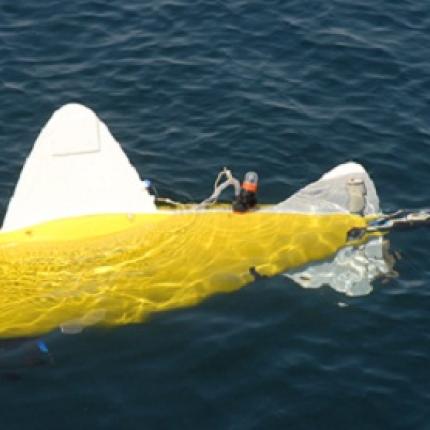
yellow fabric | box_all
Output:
[0,210,367,338]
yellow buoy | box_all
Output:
[0,209,368,338]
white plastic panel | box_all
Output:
[273,162,379,215]
[2,103,156,231]
[49,106,101,156]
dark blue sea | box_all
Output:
[1,0,430,428]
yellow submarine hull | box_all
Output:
[0,210,368,338]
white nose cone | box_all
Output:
[2,103,156,231]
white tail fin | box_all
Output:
[2,103,156,231]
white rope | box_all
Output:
[155,197,184,207]
[197,168,240,209]
[152,168,240,210]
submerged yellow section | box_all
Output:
[0,210,367,338]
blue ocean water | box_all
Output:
[1,0,430,428]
